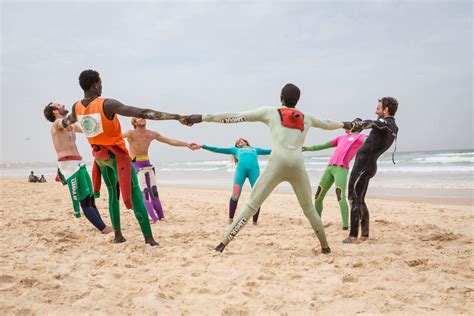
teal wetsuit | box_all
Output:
[203,145,271,223]
[203,106,344,251]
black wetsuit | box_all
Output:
[348,116,398,238]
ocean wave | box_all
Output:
[378,166,474,173]
[413,156,474,164]
[165,160,232,167]
[159,167,221,172]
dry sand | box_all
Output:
[0,178,472,315]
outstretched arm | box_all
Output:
[354,119,397,136]
[303,141,334,152]
[202,106,272,124]
[255,148,272,155]
[308,115,344,130]
[202,145,237,155]
[152,131,195,149]
[104,99,182,121]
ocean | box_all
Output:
[1,149,473,199]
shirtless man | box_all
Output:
[123,118,199,222]
[43,102,112,233]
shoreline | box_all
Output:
[8,176,472,206]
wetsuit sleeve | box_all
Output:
[255,148,272,155]
[307,115,344,130]
[203,106,272,124]
[361,119,388,129]
[360,119,397,135]
[202,145,237,155]
[304,141,334,151]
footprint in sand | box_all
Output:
[422,232,459,242]
[0,275,15,291]
[181,260,192,267]
[342,275,358,283]
[352,262,364,268]
[19,277,39,288]
[405,258,428,267]
[222,306,249,315]
[37,218,55,222]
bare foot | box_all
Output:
[228,218,233,224]
[342,236,358,244]
[322,247,331,254]
[159,218,166,221]
[150,219,157,224]
[114,230,126,243]
[252,221,258,225]
[145,236,159,246]
[101,226,113,234]
[360,236,369,241]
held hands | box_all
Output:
[302,146,308,152]
[187,143,202,150]
[179,114,203,126]
[343,118,365,131]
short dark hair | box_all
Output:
[379,97,398,116]
[43,102,55,122]
[79,69,100,91]
[281,83,301,108]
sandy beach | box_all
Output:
[0,177,472,315]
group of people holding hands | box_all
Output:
[44,69,398,254]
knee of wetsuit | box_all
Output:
[90,196,97,208]
[335,188,343,202]
[134,211,145,224]
[80,195,94,208]
[315,186,323,201]
[143,188,150,200]
[232,184,241,201]
[151,186,159,198]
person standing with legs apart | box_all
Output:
[183,83,356,254]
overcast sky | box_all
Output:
[1,0,472,163]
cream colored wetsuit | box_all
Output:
[203,106,343,249]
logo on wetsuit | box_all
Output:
[278,108,305,132]
[221,116,247,123]
[228,217,248,241]
[77,114,104,138]
[71,178,78,201]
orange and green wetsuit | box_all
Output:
[75,98,152,237]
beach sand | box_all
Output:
[0,178,472,315]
